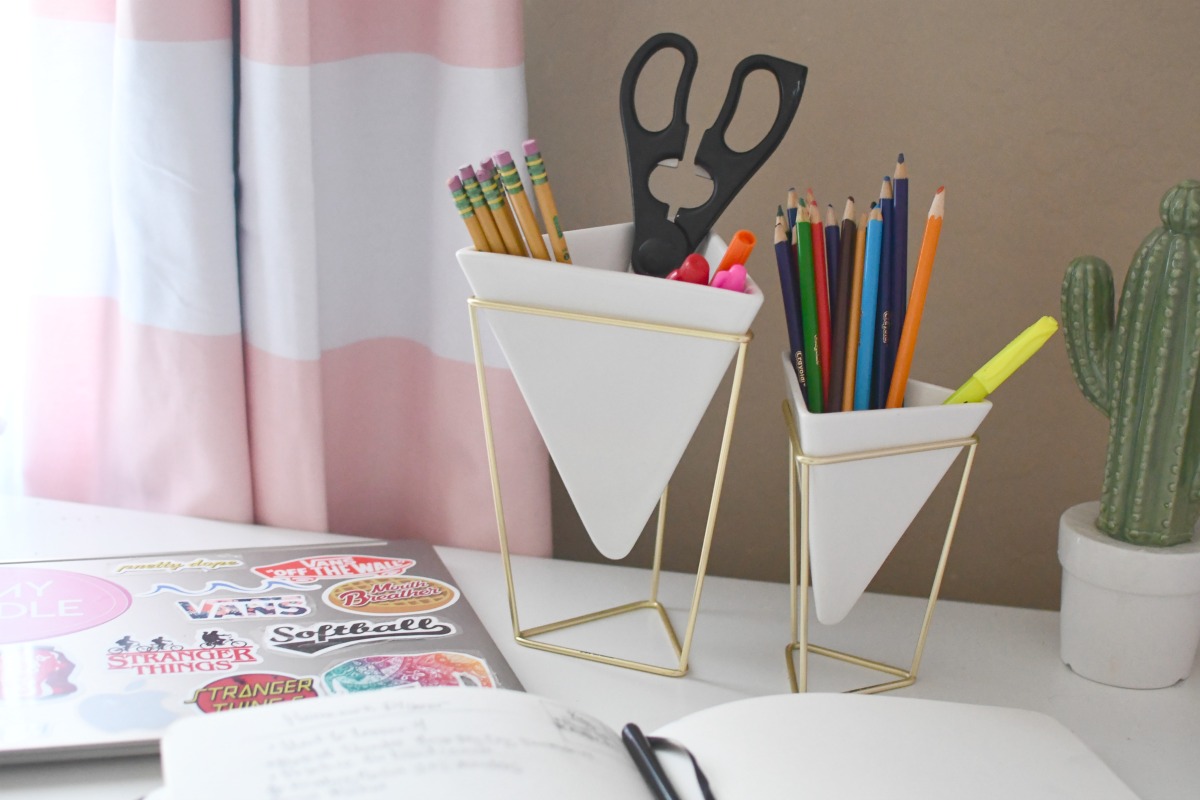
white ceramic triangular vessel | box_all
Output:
[782,350,991,624]
[458,224,762,559]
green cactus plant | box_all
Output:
[1061,180,1200,547]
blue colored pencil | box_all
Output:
[854,205,885,410]
[786,188,800,244]
[775,210,808,401]
[872,176,895,409]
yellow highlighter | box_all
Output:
[943,316,1059,404]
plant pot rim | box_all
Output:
[1059,501,1200,596]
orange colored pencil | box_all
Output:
[886,187,945,408]
[842,212,868,410]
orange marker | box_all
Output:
[717,229,756,272]
[886,187,945,408]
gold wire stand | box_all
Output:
[468,296,752,677]
[781,400,979,694]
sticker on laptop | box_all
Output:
[323,576,458,616]
[137,578,318,597]
[176,594,311,622]
[112,557,242,575]
[0,566,132,644]
[186,672,320,713]
[251,555,417,584]
[106,629,261,675]
[265,616,457,656]
[323,652,496,693]
[0,644,78,700]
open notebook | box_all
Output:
[150,687,1139,799]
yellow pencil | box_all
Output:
[494,149,550,261]
[481,157,527,256]
[459,165,504,254]
[523,139,571,263]
[448,175,490,252]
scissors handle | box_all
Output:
[676,54,808,246]
[620,32,699,277]
[620,33,807,277]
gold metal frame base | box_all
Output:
[468,296,752,677]
[781,400,979,694]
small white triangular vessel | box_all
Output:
[782,350,991,624]
[458,224,762,559]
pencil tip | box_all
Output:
[937,185,945,193]
[884,176,892,183]
[898,153,905,163]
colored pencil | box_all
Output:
[523,139,571,263]
[795,207,824,413]
[887,187,945,408]
[448,175,491,252]
[826,197,857,412]
[807,199,832,407]
[495,149,551,260]
[479,159,526,256]
[854,205,885,410]
[824,203,840,295]
[891,154,909,345]
[459,165,505,254]
[786,188,800,243]
[843,212,868,410]
[775,211,809,400]
[872,176,895,409]
[483,157,526,256]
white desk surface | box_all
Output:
[1,496,1196,800]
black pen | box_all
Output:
[622,723,683,800]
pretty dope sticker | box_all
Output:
[322,576,459,616]
[0,567,132,644]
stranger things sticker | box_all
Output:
[106,630,261,675]
[175,594,311,621]
[251,554,417,584]
[323,652,496,692]
[322,576,459,616]
[266,616,457,656]
[186,672,319,713]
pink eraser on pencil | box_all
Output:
[480,157,495,174]
[523,138,540,156]
[448,175,463,191]
[458,164,478,182]
[494,149,515,167]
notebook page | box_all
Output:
[160,687,652,800]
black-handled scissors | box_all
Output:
[620,32,807,277]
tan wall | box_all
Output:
[522,0,1200,609]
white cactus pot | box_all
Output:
[1058,501,1200,689]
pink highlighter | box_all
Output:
[710,263,747,292]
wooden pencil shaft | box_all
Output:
[451,182,491,252]
[525,150,572,263]
[498,162,551,260]
[887,192,944,408]
[462,171,505,253]
[481,171,527,256]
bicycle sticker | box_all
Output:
[106,630,261,675]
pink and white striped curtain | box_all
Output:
[9,0,550,553]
